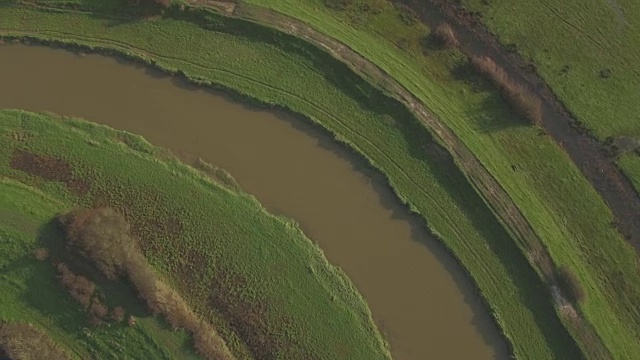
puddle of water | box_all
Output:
[0,44,507,360]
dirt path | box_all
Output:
[397,0,640,252]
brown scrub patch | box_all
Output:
[10,149,90,195]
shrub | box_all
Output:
[469,56,543,125]
[33,247,49,261]
[56,262,127,325]
[111,306,126,322]
[56,263,96,308]
[433,23,458,48]
[58,208,234,359]
[557,265,586,304]
[89,299,109,320]
[0,323,71,360]
[58,208,136,280]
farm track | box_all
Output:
[398,0,640,252]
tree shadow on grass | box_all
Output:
[22,217,199,354]
[470,94,531,134]
[22,218,153,334]
[61,1,167,28]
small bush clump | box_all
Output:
[55,262,118,325]
[433,23,458,48]
[0,322,71,360]
[58,208,234,360]
[470,56,543,126]
[33,247,49,261]
[58,208,136,280]
[56,262,96,308]
[89,299,109,325]
[111,306,126,323]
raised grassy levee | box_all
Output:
[0,0,638,359]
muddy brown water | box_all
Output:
[0,44,508,360]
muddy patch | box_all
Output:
[9,149,90,195]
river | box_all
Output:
[0,44,507,360]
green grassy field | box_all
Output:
[0,109,390,359]
[460,0,640,219]
[0,178,201,360]
[0,3,584,359]
[2,0,639,358]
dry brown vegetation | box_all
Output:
[58,208,235,360]
[470,55,543,125]
[55,262,116,326]
[111,306,126,323]
[58,208,138,280]
[33,248,48,261]
[0,322,71,360]
[9,149,90,195]
[433,23,458,48]
[56,262,96,308]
